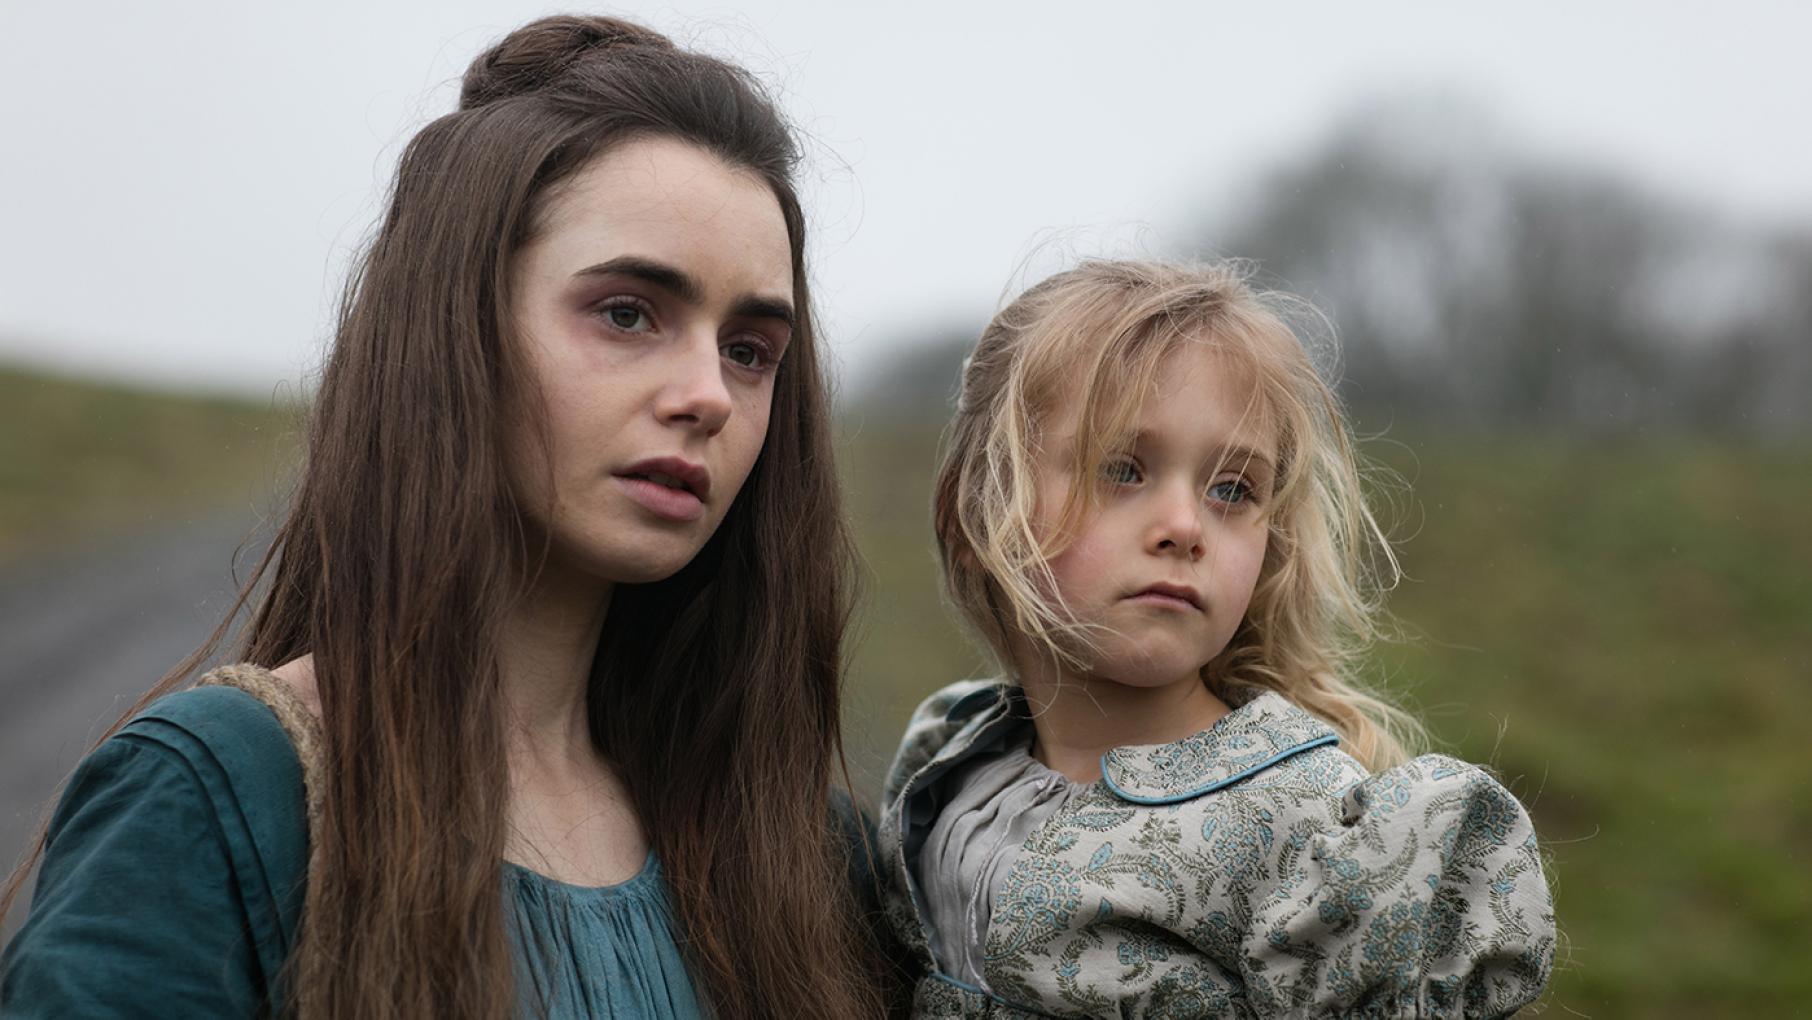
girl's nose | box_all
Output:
[655,333,733,435]
[1147,486,1205,561]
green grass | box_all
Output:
[0,365,300,558]
[837,416,1812,1018]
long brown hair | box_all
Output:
[2,15,884,1018]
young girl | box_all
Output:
[2,15,888,1019]
[881,260,1555,1017]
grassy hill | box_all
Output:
[0,365,300,558]
[6,361,1807,1014]
[837,415,1812,1018]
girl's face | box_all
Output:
[1033,342,1275,689]
[507,136,794,584]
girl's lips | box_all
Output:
[1125,582,1204,611]
[1126,591,1198,611]
[616,475,705,522]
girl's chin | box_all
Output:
[1086,660,1210,691]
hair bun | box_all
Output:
[459,15,674,110]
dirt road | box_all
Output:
[0,512,264,930]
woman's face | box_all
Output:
[508,136,795,584]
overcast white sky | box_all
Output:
[2,0,1808,395]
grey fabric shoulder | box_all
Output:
[882,679,1011,808]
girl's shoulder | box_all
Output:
[1332,751,1542,858]
[1095,692,1544,870]
[1007,711,1553,1014]
[1100,689,1362,807]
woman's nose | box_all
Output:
[655,334,733,435]
[1147,486,1206,561]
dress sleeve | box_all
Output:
[1232,755,1556,1018]
[881,680,1000,808]
[1,733,266,1017]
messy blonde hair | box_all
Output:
[932,259,1423,770]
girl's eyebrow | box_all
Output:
[1129,429,1275,475]
[1212,445,1276,476]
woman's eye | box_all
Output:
[1101,459,1142,485]
[602,303,652,332]
[722,338,772,370]
[1208,479,1254,505]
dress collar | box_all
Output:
[1098,690,1340,805]
[937,683,1340,805]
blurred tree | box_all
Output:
[1210,97,1812,434]
[843,328,976,423]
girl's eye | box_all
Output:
[600,301,653,333]
[722,337,775,370]
[1208,478,1255,505]
[1101,458,1143,485]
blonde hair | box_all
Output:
[932,258,1424,771]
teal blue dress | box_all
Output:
[0,686,705,1017]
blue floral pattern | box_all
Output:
[881,681,1556,1018]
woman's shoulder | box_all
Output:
[92,670,311,882]
[125,675,294,751]
[81,667,312,894]
[4,670,311,1012]
[116,667,311,796]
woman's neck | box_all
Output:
[497,558,612,768]
[1015,655,1230,784]
[498,559,650,884]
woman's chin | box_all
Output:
[540,533,705,589]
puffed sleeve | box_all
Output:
[1233,755,1555,1018]
[882,679,1004,808]
[1,733,265,1017]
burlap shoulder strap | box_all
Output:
[194,663,326,890]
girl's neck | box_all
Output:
[497,557,612,768]
[1016,656,1231,784]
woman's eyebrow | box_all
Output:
[733,296,796,331]
[575,255,700,301]
[574,255,794,329]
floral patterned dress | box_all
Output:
[880,681,1556,1018]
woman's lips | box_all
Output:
[614,455,711,523]
[616,475,705,522]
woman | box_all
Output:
[1,15,889,1018]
